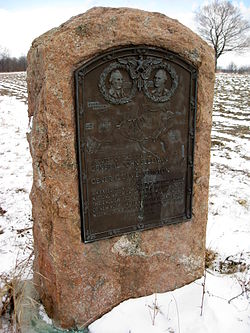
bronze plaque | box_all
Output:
[75,46,197,243]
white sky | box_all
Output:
[0,0,249,68]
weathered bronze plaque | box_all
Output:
[75,46,197,243]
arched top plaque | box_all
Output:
[75,45,197,243]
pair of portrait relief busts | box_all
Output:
[99,56,178,105]
[108,69,168,99]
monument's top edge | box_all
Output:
[28,6,214,73]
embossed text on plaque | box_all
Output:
[75,46,197,243]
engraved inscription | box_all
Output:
[91,186,140,217]
[85,123,94,130]
[75,46,197,242]
[87,101,109,110]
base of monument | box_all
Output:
[15,280,89,333]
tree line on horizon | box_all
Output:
[0,47,27,72]
[218,64,250,74]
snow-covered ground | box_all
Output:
[0,73,33,281]
[0,72,249,332]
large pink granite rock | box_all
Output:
[27,7,214,329]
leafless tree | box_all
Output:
[0,46,10,57]
[227,61,237,72]
[195,0,250,71]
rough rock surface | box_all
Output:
[27,7,215,329]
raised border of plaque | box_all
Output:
[75,45,197,243]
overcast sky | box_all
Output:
[0,0,250,68]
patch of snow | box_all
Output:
[0,73,33,279]
[38,304,53,325]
